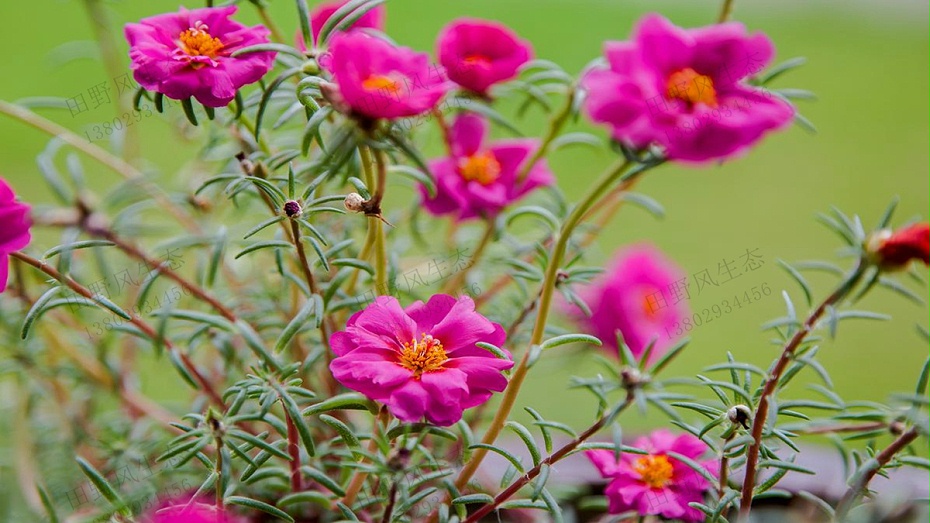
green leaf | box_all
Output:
[180,97,198,126]
[505,421,541,467]
[243,216,286,239]
[76,457,130,516]
[36,485,60,523]
[294,0,313,49]
[540,333,602,350]
[226,496,295,522]
[475,341,510,360]
[469,443,524,472]
[389,165,435,197]
[452,493,494,505]
[20,286,64,339]
[777,260,812,307]
[275,298,319,352]
[235,240,294,259]
[319,414,361,450]
[43,240,115,259]
[507,205,560,232]
[278,491,332,508]
[230,43,305,59]
[318,0,386,44]
[303,393,375,416]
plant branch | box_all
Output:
[738,262,866,521]
[441,218,494,295]
[516,87,575,183]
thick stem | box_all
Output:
[361,146,389,294]
[515,88,576,183]
[737,263,866,521]
[718,0,736,23]
[463,393,634,523]
[448,158,635,498]
[834,427,920,519]
[215,434,224,510]
[10,251,226,409]
[718,434,734,497]
[285,407,303,492]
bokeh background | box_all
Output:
[0,0,927,517]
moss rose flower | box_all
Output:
[125,6,276,107]
[322,31,450,120]
[586,430,718,522]
[0,177,31,293]
[868,222,930,270]
[420,113,553,221]
[574,244,690,365]
[582,13,794,163]
[330,295,512,426]
[437,19,532,95]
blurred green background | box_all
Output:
[0,0,927,479]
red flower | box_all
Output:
[871,223,929,269]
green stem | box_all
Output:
[515,87,575,183]
[81,0,139,161]
[718,0,736,23]
[441,218,494,295]
[450,157,635,495]
[254,3,285,43]
[360,146,389,294]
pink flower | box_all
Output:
[125,6,276,108]
[306,0,385,44]
[323,31,449,120]
[329,295,513,426]
[420,113,554,221]
[586,430,718,522]
[437,19,532,95]
[141,500,242,523]
[582,13,794,163]
[575,244,690,365]
[0,177,31,293]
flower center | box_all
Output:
[640,288,663,319]
[666,68,717,108]
[458,151,501,185]
[178,21,224,58]
[633,454,674,489]
[399,334,448,378]
[462,54,492,68]
[362,75,403,94]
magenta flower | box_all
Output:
[586,430,718,522]
[0,177,31,293]
[437,19,532,95]
[419,113,554,221]
[125,6,276,108]
[330,295,513,426]
[308,0,385,44]
[323,31,449,120]
[575,244,689,365]
[141,500,243,523]
[582,13,794,163]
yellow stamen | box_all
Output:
[399,334,448,378]
[362,75,403,94]
[462,54,492,68]
[458,151,501,185]
[178,21,224,58]
[641,288,663,319]
[633,454,675,489]
[666,67,718,107]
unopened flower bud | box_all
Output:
[620,366,648,390]
[889,420,906,436]
[320,80,351,115]
[727,405,752,429]
[283,200,303,218]
[866,223,929,270]
[302,59,320,75]
[344,192,366,213]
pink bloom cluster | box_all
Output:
[141,501,243,523]
[586,430,718,522]
[0,177,31,293]
[421,113,554,221]
[582,13,794,162]
[329,295,513,426]
[575,244,690,365]
[125,6,276,107]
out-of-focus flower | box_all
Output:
[582,13,794,163]
[141,500,242,523]
[0,177,31,293]
[329,295,512,426]
[574,244,690,365]
[125,6,276,107]
[420,113,553,221]
[437,19,532,95]
[867,223,930,270]
[586,429,718,522]
[297,0,386,50]
[322,31,449,120]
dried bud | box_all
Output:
[320,80,351,115]
[866,223,930,270]
[235,152,255,175]
[344,192,366,213]
[727,405,752,429]
[283,200,303,218]
[620,366,648,390]
[889,420,906,436]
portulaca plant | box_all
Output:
[0,1,927,522]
